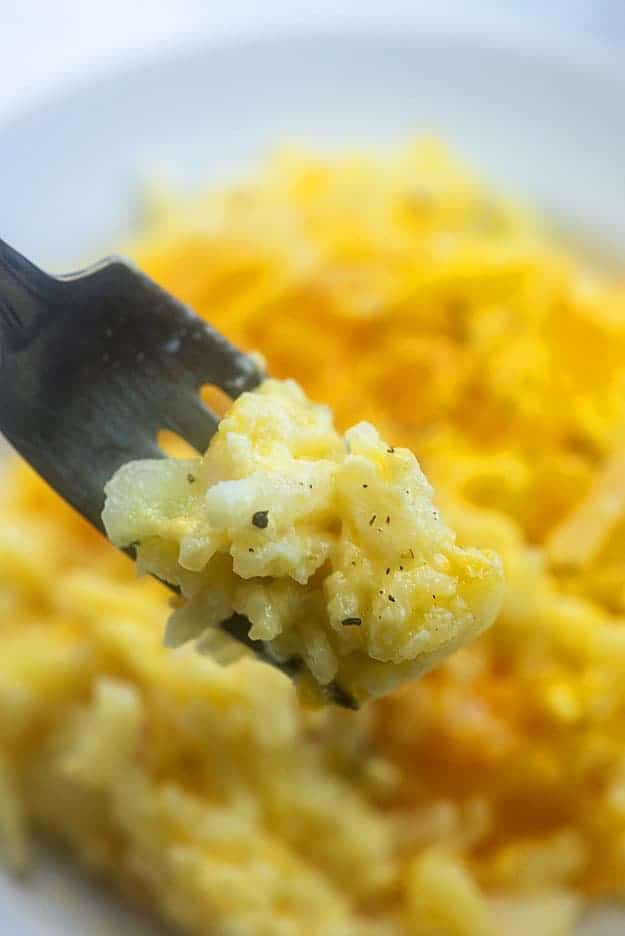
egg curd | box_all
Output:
[102,378,503,706]
[1,139,625,936]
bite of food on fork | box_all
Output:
[0,238,503,708]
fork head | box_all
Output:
[0,239,357,709]
[0,239,263,532]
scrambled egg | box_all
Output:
[102,378,503,705]
[0,139,624,936]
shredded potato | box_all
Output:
[1,138,625,934]
[547,447,625,568]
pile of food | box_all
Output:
[103,377,503,707]
[1,139,625,934]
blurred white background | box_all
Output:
[2,0,624,123]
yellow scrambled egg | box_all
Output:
[0,139,624,936]
[102,378,503,706]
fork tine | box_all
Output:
[161,395,220,454]
[73,259,263,399]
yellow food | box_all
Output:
[103,378,503,705]
[1,138,625,935]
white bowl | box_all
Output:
[0,26,624,935]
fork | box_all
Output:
[0,238,356,709]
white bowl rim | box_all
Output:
[2,20,625,139]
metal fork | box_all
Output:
[0,238,356,709]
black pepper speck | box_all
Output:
[252,510,269,529]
